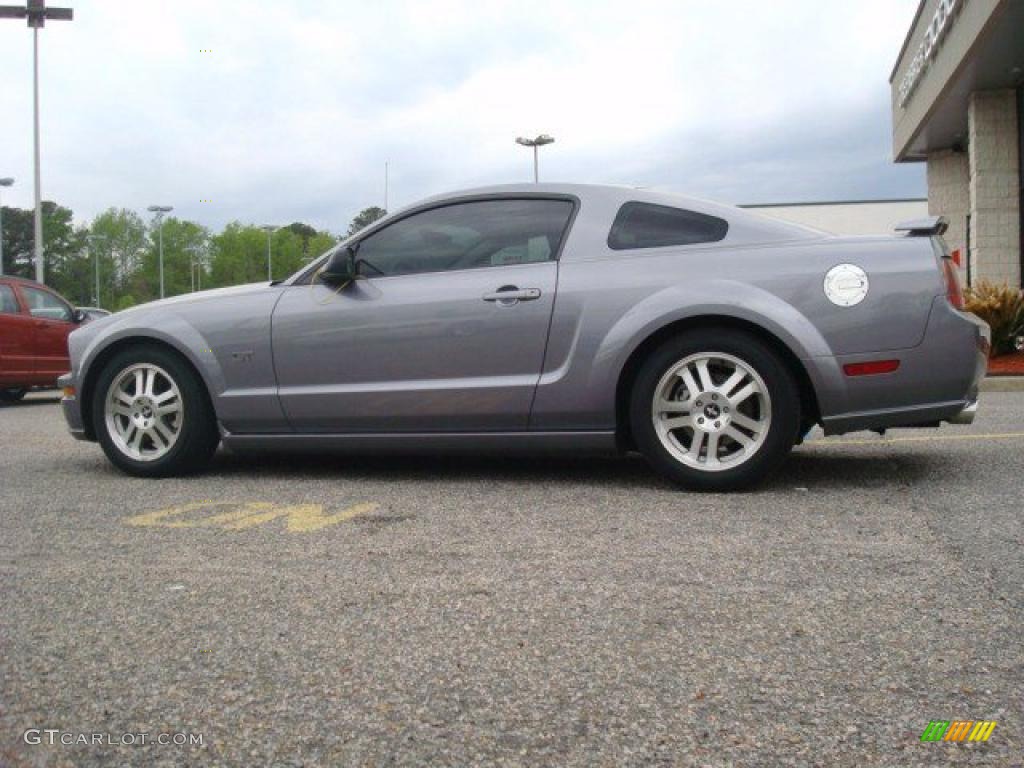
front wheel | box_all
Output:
[92,345,219,477]
[629,330,801,491]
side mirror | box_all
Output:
[72,309,87,324]
[319,246,357,285]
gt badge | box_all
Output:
[824,264,869,307]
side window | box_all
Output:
[608,202,728,250]
[354,199,573,278]
[21,286,73,322]
[0,284,19,314]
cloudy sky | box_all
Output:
[0,0,925,233]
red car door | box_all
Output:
[17,283,77,382]
[0,281,39,386]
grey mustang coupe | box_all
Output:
[59,184,989,490]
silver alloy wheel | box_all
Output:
[104,363,184,462]
[651,351,771,472]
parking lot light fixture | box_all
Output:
[515,134,555,183]
[1,1,75,283]
[185,243,206,292]
[261,225,277,281]
[86,233,106,307]
[147,205,173,298]
[0,177,13,276]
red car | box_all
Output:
[0,276,88,402]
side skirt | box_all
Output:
[221,429,620,456]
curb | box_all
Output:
[981,376,1024,392]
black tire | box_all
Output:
[0,388,28,403]
[629,329,801,491]
[92,345,219,477]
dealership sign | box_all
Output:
[897,0,964,108]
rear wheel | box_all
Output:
[629,330,800,491]
[92,345,219,477]
[0,388,27,403]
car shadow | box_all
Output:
[0,395,62,408]
[206,449,661,489]
[191,445,938,492]
[760,449,935,491]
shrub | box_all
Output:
[963,280,1024,356]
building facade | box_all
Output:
[890,0,1023,287]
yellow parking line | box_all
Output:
[125,501,380,532]
[807,431,1024,447]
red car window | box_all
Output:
[21,285,73,322]
[0,284,20,314]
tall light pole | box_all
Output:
[261,225,277,281]
[1,1,74,284]
[147,205,172,298]
[0,177,13,276]
[185,244,202,292]
[86,233,106,306]
[515,134,555,183]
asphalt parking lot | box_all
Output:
[2,391,1022,767]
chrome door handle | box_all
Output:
[482,288,541,304]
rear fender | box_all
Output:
[596,280,844,412]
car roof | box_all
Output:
[399,182,827,244]
[0,274,51,288]
[414,182,719,209]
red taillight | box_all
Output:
[942,257,965,309]
[843,360,900,376]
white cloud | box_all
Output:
[0,0,924,232]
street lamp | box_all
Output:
[515,134,555,183]
[147,205,172,298]
[86,233,106,307]
[1,1,75,284]
[0,177,13,276]
[261,225,277,281]
[186,243,206,292]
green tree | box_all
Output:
[209,222,337,287]
[347,206,387,236]
[140,218,211,298]
[0,202,86,295]
[88,208,148,308]
[0,206,36,278]
[208,222,267,288]
[41,203,90,305]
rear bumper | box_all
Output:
[948,399,978,425]
[817,299,990,435]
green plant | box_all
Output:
[963,280,1024,356]
[115,294,137,312]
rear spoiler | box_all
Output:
[894,216,948,237]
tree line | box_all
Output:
[0,202,387,310]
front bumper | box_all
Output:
[57,372,89,441]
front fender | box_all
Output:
[77,308,226,404]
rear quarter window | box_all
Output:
[608,202,728,250]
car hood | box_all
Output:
[90,283,273,323]
[71,282,278,340]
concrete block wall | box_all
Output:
[927,149,970,280]
[967,89,1021,286]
